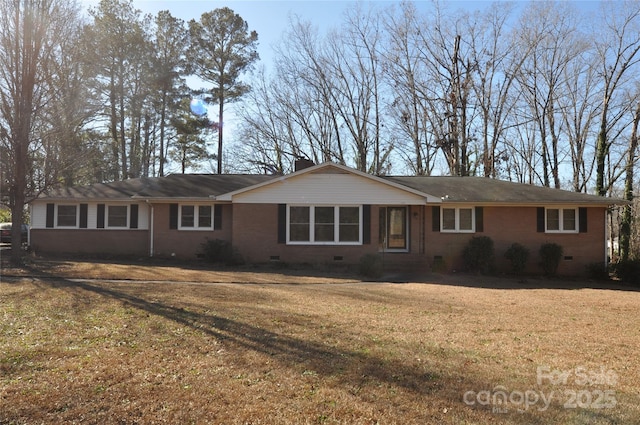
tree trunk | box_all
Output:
[619,101,640,261]
[217,96,224,174]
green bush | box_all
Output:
[539,243,563,276]
[462,236,495,274]
[199,238,244,266]
[359,254,383,279]
[504,243,530,275]
[613,259,640,285]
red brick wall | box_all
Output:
[424,206,607,275]
[30,202,609,276]
[231,204,427,270]
[151,203,232,259]
[232,204,606,276]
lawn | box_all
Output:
[1,259,639,424]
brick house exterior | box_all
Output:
[29,162,621,276]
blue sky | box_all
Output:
[79,0,507,70]
[79,0,602,72]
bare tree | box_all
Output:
[382,1,439,176]
[559,48,600,192]
[619,95,640,261]
[464,3,525,178]
[594,1,640,196]
[513,1,585,188]
[0,0,83,262]
[409,3,480,176]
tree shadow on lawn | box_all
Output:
[382,271,640,292]
[11,254,639,292]
[19,275,577,424]
[5,268,633,424]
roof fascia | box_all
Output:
[442,201,626,207]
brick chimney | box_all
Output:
[294,158,315,172]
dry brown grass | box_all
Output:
[1,258,639,424]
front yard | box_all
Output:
[1,259,638,424]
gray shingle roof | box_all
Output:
[385,176,618,205]
[37,171,622,205]
[39,174,277,200]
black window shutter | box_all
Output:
[97,204,105,228]
[46,203,55,228]
[214,205,222,230]
[169,203,178,229]
[536,207,545,232]
[362,205,371,244]
[130,204,138,229]
[432,206,441,232]
[579,207,587,233]
[277,204,286,243]
[475,206,484,232]
[79,204,88,228]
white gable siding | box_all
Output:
[233,173,427,204]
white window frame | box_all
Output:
[178,204,214,230]
[441,206,475,233]
[545,207,579,233]
[56,204,78,228]
[286,205,362,245]
[106,204,129,229]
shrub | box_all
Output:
[199,238,244,266]
[504,243,530,275]
[585,262,610,281]
[539,243,563,276]
[359,254,383,279]
[462,236,495,274]
[613,259,640,285]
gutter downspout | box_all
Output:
[146,200,154,257]
[604,207,609,270]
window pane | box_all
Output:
[314,207,335,242]
[339,207,359,224]
[388,207,407,249]
[339,207,359,242]
[546,209,560,231]
[459,208,473,230]
[181,205,195,227]
[57,205,77,227]
[290,207,309,241]
[290,224,310,241]
[199,206,212,228]
[563,209,576,231]
[290,206,309,223]
[108,205,128,227]
[442,208,456,230]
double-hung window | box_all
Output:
[441,207,475,232]
[56,205,77,227]
[107,205,128,228]
[287,205,361,244]
[546,207,578,233]
[179,205,214,230]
